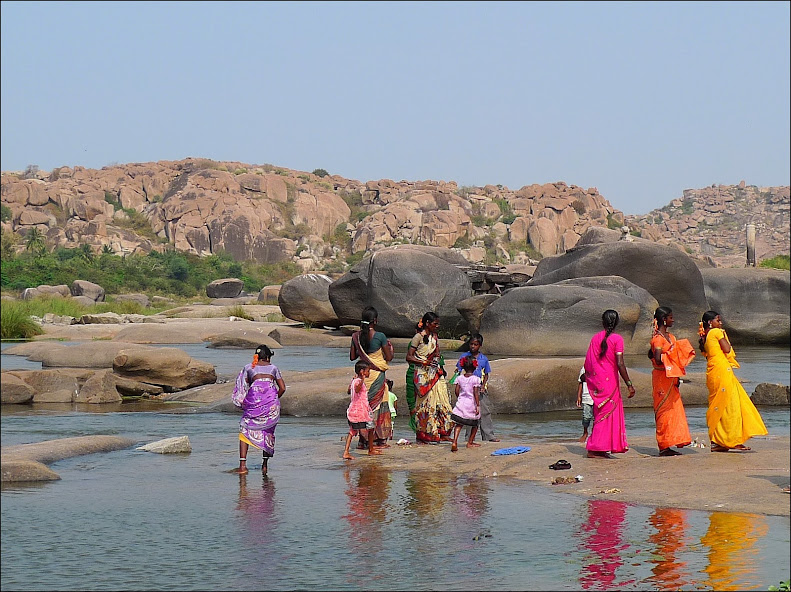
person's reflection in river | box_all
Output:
[578,499,635,590]
[342,465,392,552]
[234,473,280,583]
[701,511,769,591]
[404,472,453,530]
[647,507,691,590]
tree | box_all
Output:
[312,168,329,178]
[24,227,47,257]
[79,243,95,263]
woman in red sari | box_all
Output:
[349,306,394,448]
[584,309,636,459]
[649,306,694,456]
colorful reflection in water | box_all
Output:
[578,499,635,590]
[701,512,770,591]
[647,507,691,590]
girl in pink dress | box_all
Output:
[343,361,382,459]
[584,310,636,459]
[450,356,482,452]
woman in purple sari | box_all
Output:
[584,310,636,459]
[232,344,286,475]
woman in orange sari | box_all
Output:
[699,310,767,452]
[649,306,694,456]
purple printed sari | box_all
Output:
[232,363,282,457]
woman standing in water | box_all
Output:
[405,312,454,444]
[584,310,636,459]
[699,310,767,452]
[649,306,694,456]
[349,306,395,448]
[231,344,286,475]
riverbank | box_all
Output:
[327,433,790,517]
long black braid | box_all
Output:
[699,310,719,353]
[359,306,378,352]
[599,309,620,358]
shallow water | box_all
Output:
[2,343,789,590]
[2,412,790,591]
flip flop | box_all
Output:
[491,446,530,456]
[733,444,751,451]
[549,459,572,470]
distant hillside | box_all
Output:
[1,159,788,273]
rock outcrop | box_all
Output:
[278,274,339,327]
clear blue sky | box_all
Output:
[1,1,788,215]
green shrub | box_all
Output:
[571,199,586,215]
[453,235,472,249]
[768,579,790,592]
[606,212,622,230]
[759,255,790,270]
[312,168,329,178]
[227,304,254,320]
[1,204,12,222]
[501,213,517,225]
[0,300,44,339]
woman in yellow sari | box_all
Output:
[405,312,454,444]
[350,306,394,448]
[699,310,767,452]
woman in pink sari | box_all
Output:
[584,309,636,459]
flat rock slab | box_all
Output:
[136,436,192,454]
[1,435,136,482]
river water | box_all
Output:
[1,343,789,590]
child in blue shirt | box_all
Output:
[453,333,499,442]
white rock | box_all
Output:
[136,435,192,454]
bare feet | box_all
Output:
[451,443,458,452]
[368,448,383,455]
[466,442,481,448]
[374,443,391,449]
[342,453,354,460]
[659,448,682,457]
[440,436,453,442]
[234,466,249,475]
[587,451,614,459]
[487,438,501,443]
[733,444,751,451]
[711,444,730,452]
[578,435,587,443]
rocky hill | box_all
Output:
[1,158,788,271]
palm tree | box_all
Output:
[78,243,95,264]
[24,227,46,257]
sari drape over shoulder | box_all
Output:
[232,363,281,457]
[704,328,767,448]
[650,332,692,450]
[407,332,453,442]
[351,331,392,442]
[584,330,629,454]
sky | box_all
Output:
[1,1,789,215]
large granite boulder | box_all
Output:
[751,383,790,405]
[206,278,244,299]
[70,280,105,302]
[480,282,653,356]
[278,274,339,327]
[529,239,708,342]
[328,248,473,337]
[21,284,71,300]
[701,268,790,344]
[112,347,216,391]
[456,294,500,334]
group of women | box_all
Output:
[584,307,768,459]
[229,303,770,474]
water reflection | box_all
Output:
[342,465,393,551]
[404,472,453,528]
[578,499,635,590]
[647,507,691,590]
[701,512,769,591]
[236,473,279,539]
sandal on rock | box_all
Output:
[549,459,572,470]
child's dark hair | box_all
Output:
[354,360,369,375]
[417,311,439,343]
[253,344,273,366]
[699,310,719,352]
[461,355,477,373]
[359,306,378,352]
[599,310,619,358]
[579,371,586,383]
[469,333,483,345]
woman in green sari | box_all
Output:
[405,312,454,444]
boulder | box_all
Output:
[112,347,217,391]
[114,293,150,308]
[136,436,192,454]
[70,280,105,302]
[71,295,98,307]
[1,460,61,483]
[38,342,156,368]
[4,369,89,403]
[328,249,473,337]
[21,284,71,300]
[701,268,790,344]
[278,274,339,327]
[206,278,244,299]
[78,312,123,324]
[456,294,500,334]
[267,326,336,346]
[0,373,35,404]
[480,284,649,356]
[751,383,790,405]
[529,239,708,342]
[258,285,281,304]
[73,369,123,404]
[206,333,282,349]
